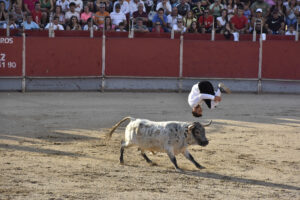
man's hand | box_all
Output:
[214,96,221,102]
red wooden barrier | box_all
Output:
[105,38,180,77]
[0,37,22,76]
[183,41,259,78]
[0,34,299,80]
[26,37,102,76]
[262,41,300,80]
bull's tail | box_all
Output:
[106,116,132,140]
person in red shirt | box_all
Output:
[31,2,42,26]
[230,6,249,34]
[198,8,214,33]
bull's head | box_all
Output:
[188,121,211,146]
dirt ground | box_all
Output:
[0,92,299,200]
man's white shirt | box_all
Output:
[188,83,216,108]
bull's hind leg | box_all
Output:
[120,140,132,164]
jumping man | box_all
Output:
[188,81,231,117]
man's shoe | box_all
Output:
[218,83,231,94]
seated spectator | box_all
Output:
[250,8,267,34]
[230,6,249,34]
[40,0,54,13]
[94,0,112,13]
[45,16,64,30]
[113,0,130,15]
[173,17,186,33]
[266,9,285,35]
[183,10,197,29]
[188,21,201,33]
[3,15,19,29]
[151,21,165,32]
[11,4,25,26]
[156,0,172,15]
[209,0,224,18]
[116,21,127,31]
[56,0,70,13]
[243,3,251,21]
[1,0,9,11]
[250,0,270,17]
[176,0,191,17]
[0,1,8,29]
[224,0,237,19]
[134,17,149,32]
[83,17,98,30]
[133,3,148,25]
[22,14,40,30]
[31,2,43,27]
[81,5,92,25]
[24,0,39,14]
[269,0,286,17]
[53,5,66,26]
[285,0,298,27]
[129,0,146,17]
[167,7,183,31]
[216,9,229,33]
[66,15,82,30]
[285,24,296,35]
[65,2,80,23]
[198,8,214,33]
[69,0,83,13]
[110,3,127,27]
[94,3,109,26]
[152,8,168,32]
[99,16,116,31]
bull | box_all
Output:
[106,117,211,172]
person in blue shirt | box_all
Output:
[152,8,169,32]
[22,14,40,30]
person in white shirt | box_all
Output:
[83,18,98,30]
[56,0,70,13]
[188,81,231,117]
[45,16,64,30]
[69,0,83,13]
[65,2,80,22]
[113,0,130,15]
[110,3,127,27]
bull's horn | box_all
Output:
[202,120,212,127]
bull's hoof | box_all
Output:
[196,165,205,169]
[150,162,157,166]
[120,160,124,165]
[175,168,183,173]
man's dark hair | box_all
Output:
[192,111,202,118]
[69,2,76,7]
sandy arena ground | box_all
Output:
[0,92,299,200]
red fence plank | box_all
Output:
[106,38,180,77]
[0,37,22,76]
[262,41,300,80]
[183,41,259,78]
[26,37,102,76]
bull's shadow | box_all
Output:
[176,170,300,191]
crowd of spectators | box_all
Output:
[0,0,299,36]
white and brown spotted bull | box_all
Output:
[106,116,211,172]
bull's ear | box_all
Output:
[188,124,195,134]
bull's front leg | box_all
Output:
[166,149,182,172]
[183,149,205,169]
